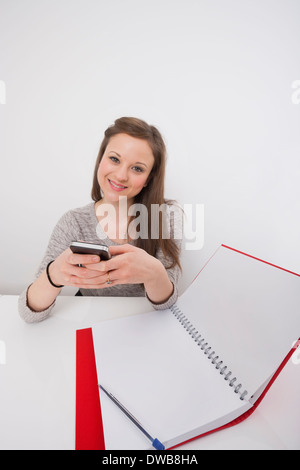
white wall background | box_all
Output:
[0,0,300,295]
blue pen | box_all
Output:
[99,384,165,450]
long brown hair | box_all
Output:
[91,117,181,270]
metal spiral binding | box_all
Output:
[170,305,248,401]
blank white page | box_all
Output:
[176,246,300,398]
[92,309,249,450]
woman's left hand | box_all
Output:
[84,244,161,287]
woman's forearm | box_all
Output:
[143,259,174,305]
[27,268,62,312]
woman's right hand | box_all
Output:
[48,248,102,287]
[27,248,107,313]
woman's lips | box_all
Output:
[108,179,128,191]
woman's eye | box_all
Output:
[132,166,144,173]
[109,156,120,163]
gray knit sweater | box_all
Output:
[18,202,182,322]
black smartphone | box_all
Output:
[70,241,111,260]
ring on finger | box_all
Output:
[106,271,113,285]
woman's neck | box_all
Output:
[95,197,133,244]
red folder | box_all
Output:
[75,245,300,450]
[75,328,105,450]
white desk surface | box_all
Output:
[0,294,299,450]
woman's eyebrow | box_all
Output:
[108,151,122,158]
[135,161,148,168]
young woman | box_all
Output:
[18,117,182,323]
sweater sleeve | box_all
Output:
[18,210,81,323]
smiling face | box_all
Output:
[97,133,155,205]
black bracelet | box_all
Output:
[46,260,64,288]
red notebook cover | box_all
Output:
[75,245,300,450]
[75,328,105,450]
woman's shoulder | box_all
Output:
[60,202,95,220]
[160,199,183,241]
[163,199,183,222]
[55,202,96,231]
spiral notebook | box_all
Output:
[76,244,300,450]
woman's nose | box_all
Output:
[115,165,128,182]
